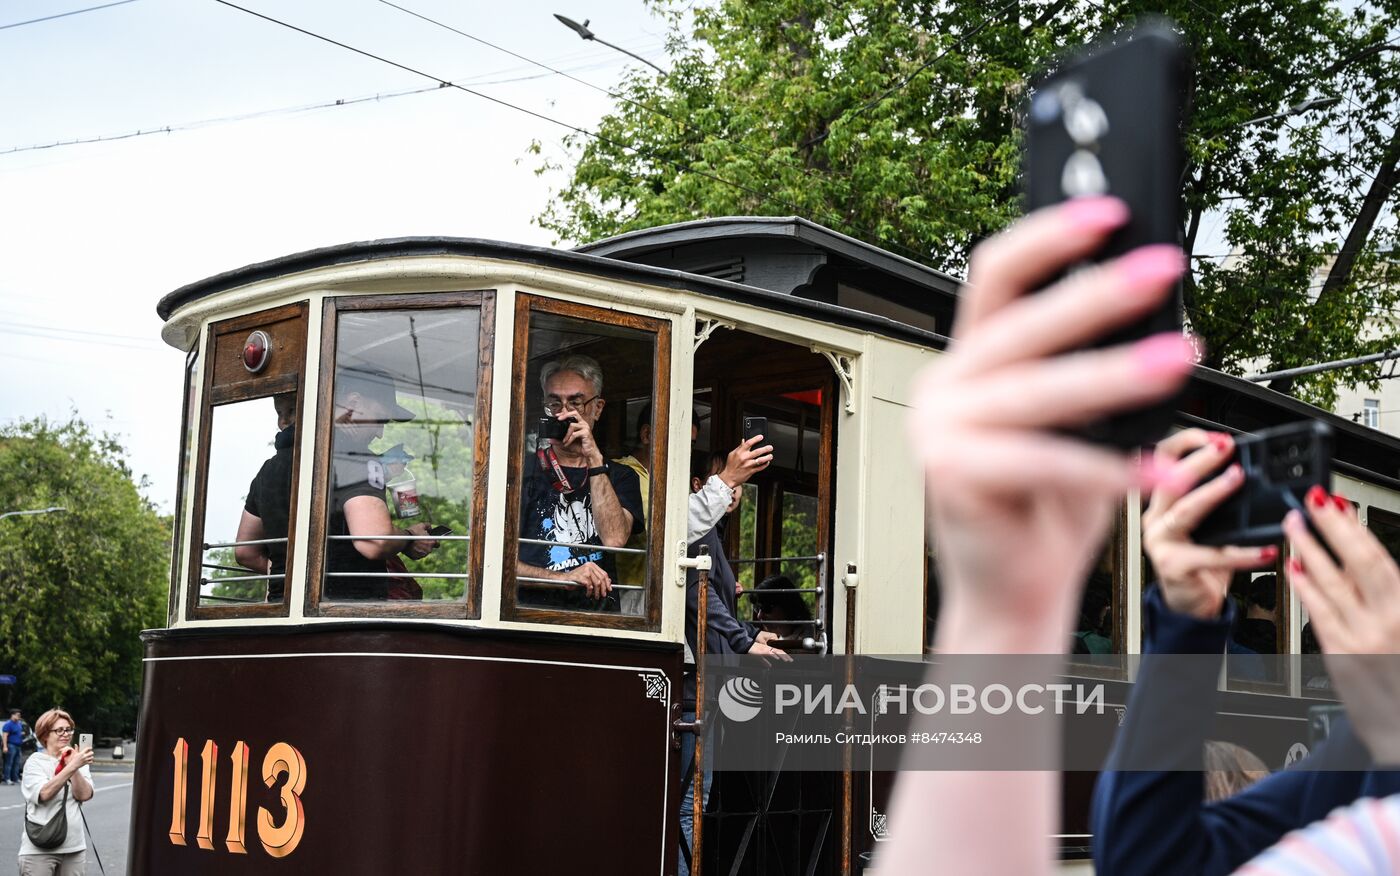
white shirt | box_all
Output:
[688,475,735,546]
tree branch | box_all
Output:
[1268,123,1400,393]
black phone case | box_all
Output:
[1025,23,1187,448]
[1193,421,1333,547]
[743,416,768,442]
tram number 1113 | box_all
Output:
[168,737,308,858]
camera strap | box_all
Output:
[536,445,574,495]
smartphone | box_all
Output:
[78,733,92,752]
[428,524,453,537]
[1025,21,1188,448]
[743,415,768,443]
[538,415,575,442]
[1193,421,1334,546]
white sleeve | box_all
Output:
[687,475,734,545]
[21,754,44,807]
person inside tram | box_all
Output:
[235,391,298,600]
[680,448,788,876]
[326,367,439,600]
[1232,573,1280,655]
[517,355,645,611]
[750,574,813,645]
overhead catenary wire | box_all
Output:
[209,0,949,267]
[0,0,138,32]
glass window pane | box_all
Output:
[323,309,480,602]
[198,395,295,606]
[513,311,655,617]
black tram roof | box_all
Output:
[159,221,1400,487]
[156,235,952,349]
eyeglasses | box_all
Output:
[51,727,74,736]
[543,395,600,415]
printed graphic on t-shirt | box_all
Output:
[534,492,605,570]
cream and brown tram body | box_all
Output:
[135,217,1400,873]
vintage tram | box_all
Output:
[133,215,1400,874]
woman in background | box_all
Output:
[18,708,93,875]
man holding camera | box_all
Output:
[517,355,644,612]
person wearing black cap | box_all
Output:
[326,365,439,599]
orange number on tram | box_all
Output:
[257,742,307,858]
[168,738,188,846]
[196,740,218,850]
[166,738,305,858]
[225,741,250,854]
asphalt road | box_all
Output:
[0,768,133,875]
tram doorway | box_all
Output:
[692,327,844,875]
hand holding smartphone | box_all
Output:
[1192,421,1333,546]
[1025,21,1187,448]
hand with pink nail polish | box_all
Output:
[1140,429,1279,620]
[906,197,1194,655]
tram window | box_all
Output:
[1071,508,1125,658]
[1225,569,1287,687]
[735,483,759,592]
[186,302,308,619]
[1367,506,1400,562]
[503,299,669,627]
[194,395,297,607]
[314,303,487,614]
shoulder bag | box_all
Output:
[24,783,68,850]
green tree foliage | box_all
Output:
[0,417,168,736]
[539,0,1400,405]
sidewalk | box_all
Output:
[92,744,135,771]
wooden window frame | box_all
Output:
[185,302,309,621]
[168,349,198,628]
[499,294,672,631]
[305,291,496,620]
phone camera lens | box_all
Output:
[1290,464,1304,478]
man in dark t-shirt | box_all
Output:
[516,354,645,612]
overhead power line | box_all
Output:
[211,0,947,267]
[0,0,138,31]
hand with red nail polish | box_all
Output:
[1284,500,1400,763]
[1140,429,1279,620]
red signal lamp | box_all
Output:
[242,331,271,373]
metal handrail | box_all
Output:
[325,534,471,542]
[324,572,471,579]
[517,577,644,591]
[203,537,287,549]
[199,595,265,604]
[735,587,822,595]
[729,554,825,564]
[202,563,263,574]
[517,537,647,556]
[200,574,282,584]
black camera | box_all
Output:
[538,415,576,442]
[1193,421,1334,546]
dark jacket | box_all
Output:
[683,526,754,707]
[1090,585,1400,875]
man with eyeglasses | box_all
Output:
[518,355,644,611]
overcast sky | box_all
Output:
[0,0,666,512]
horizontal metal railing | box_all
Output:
[325,534,471,542]
[324,572,471,579]
[203,537,287,549]
[516,576,643,591]
[517,537,646,555]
